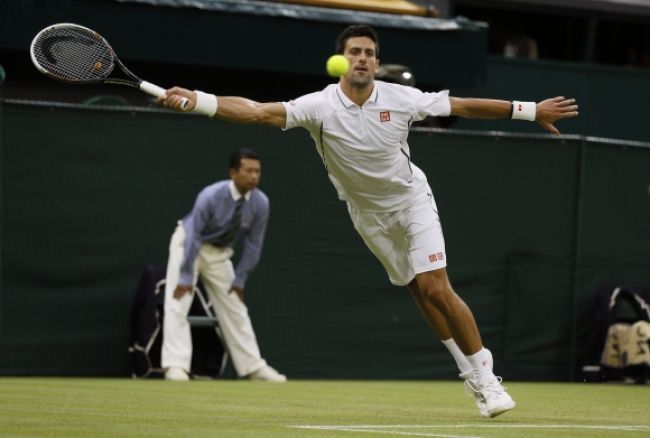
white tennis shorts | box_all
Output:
[347,188,447,286]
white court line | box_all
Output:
[291,426,478,438]
[290,424,650,437]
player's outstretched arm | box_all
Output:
[449,96,578,136]
[158,87,287,128]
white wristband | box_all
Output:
[511,101,536,121]
[192,90,218,117]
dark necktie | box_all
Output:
[215,197,244,246]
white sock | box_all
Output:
[441,338,472,376]
[466,347,493,381]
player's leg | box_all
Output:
[407,282,473,378]
[347,198,513,417]
[409,274,492,417]
[412,269,483,354]
[400,193,485,359]
[414,275,514,417]
[198,244,285,382]
[161,222,195,381]
[406,195,515,418]
[346,202,471,379]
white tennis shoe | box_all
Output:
[465,375,516,418]
[249,365,287,382]
[165,367,190,381]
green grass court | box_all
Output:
[1,379,648,437]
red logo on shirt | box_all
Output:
[380,111,391,122]
[428,254,437,262]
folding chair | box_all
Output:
[128,266,229,379]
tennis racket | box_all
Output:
[30,23,187,108]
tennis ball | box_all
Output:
[326,55,350,77]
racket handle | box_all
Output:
[140,81,188,109]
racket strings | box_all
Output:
[32,27,114,82]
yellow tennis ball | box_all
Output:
[326,55,350,77]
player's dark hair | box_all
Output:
[229,148,260,170]
[335,24,379,57]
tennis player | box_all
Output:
[158,24,578,417]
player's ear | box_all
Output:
[374,58,380,74]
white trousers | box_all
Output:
[161,223,267,377]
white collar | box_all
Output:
[335,82,379,109]
[229,180,252,201]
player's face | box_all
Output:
[230,158,261,194]
[342,37,379,87]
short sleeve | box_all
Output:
[282,91,326,131]
[413,89,451,121]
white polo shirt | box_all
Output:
[282,80,450,212]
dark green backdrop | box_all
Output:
[452,56,650,143]
[1,101,649,380]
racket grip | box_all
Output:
[139,81,166,98]
[140,81,188,109]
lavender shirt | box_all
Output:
[179,180,269,289]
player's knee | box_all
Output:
[424,282,451,303]
[415,270,455,307]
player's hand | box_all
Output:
[173,284,193,299]
[159,87,196,112]
[536,96,579,136]
[230,287,244,303]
